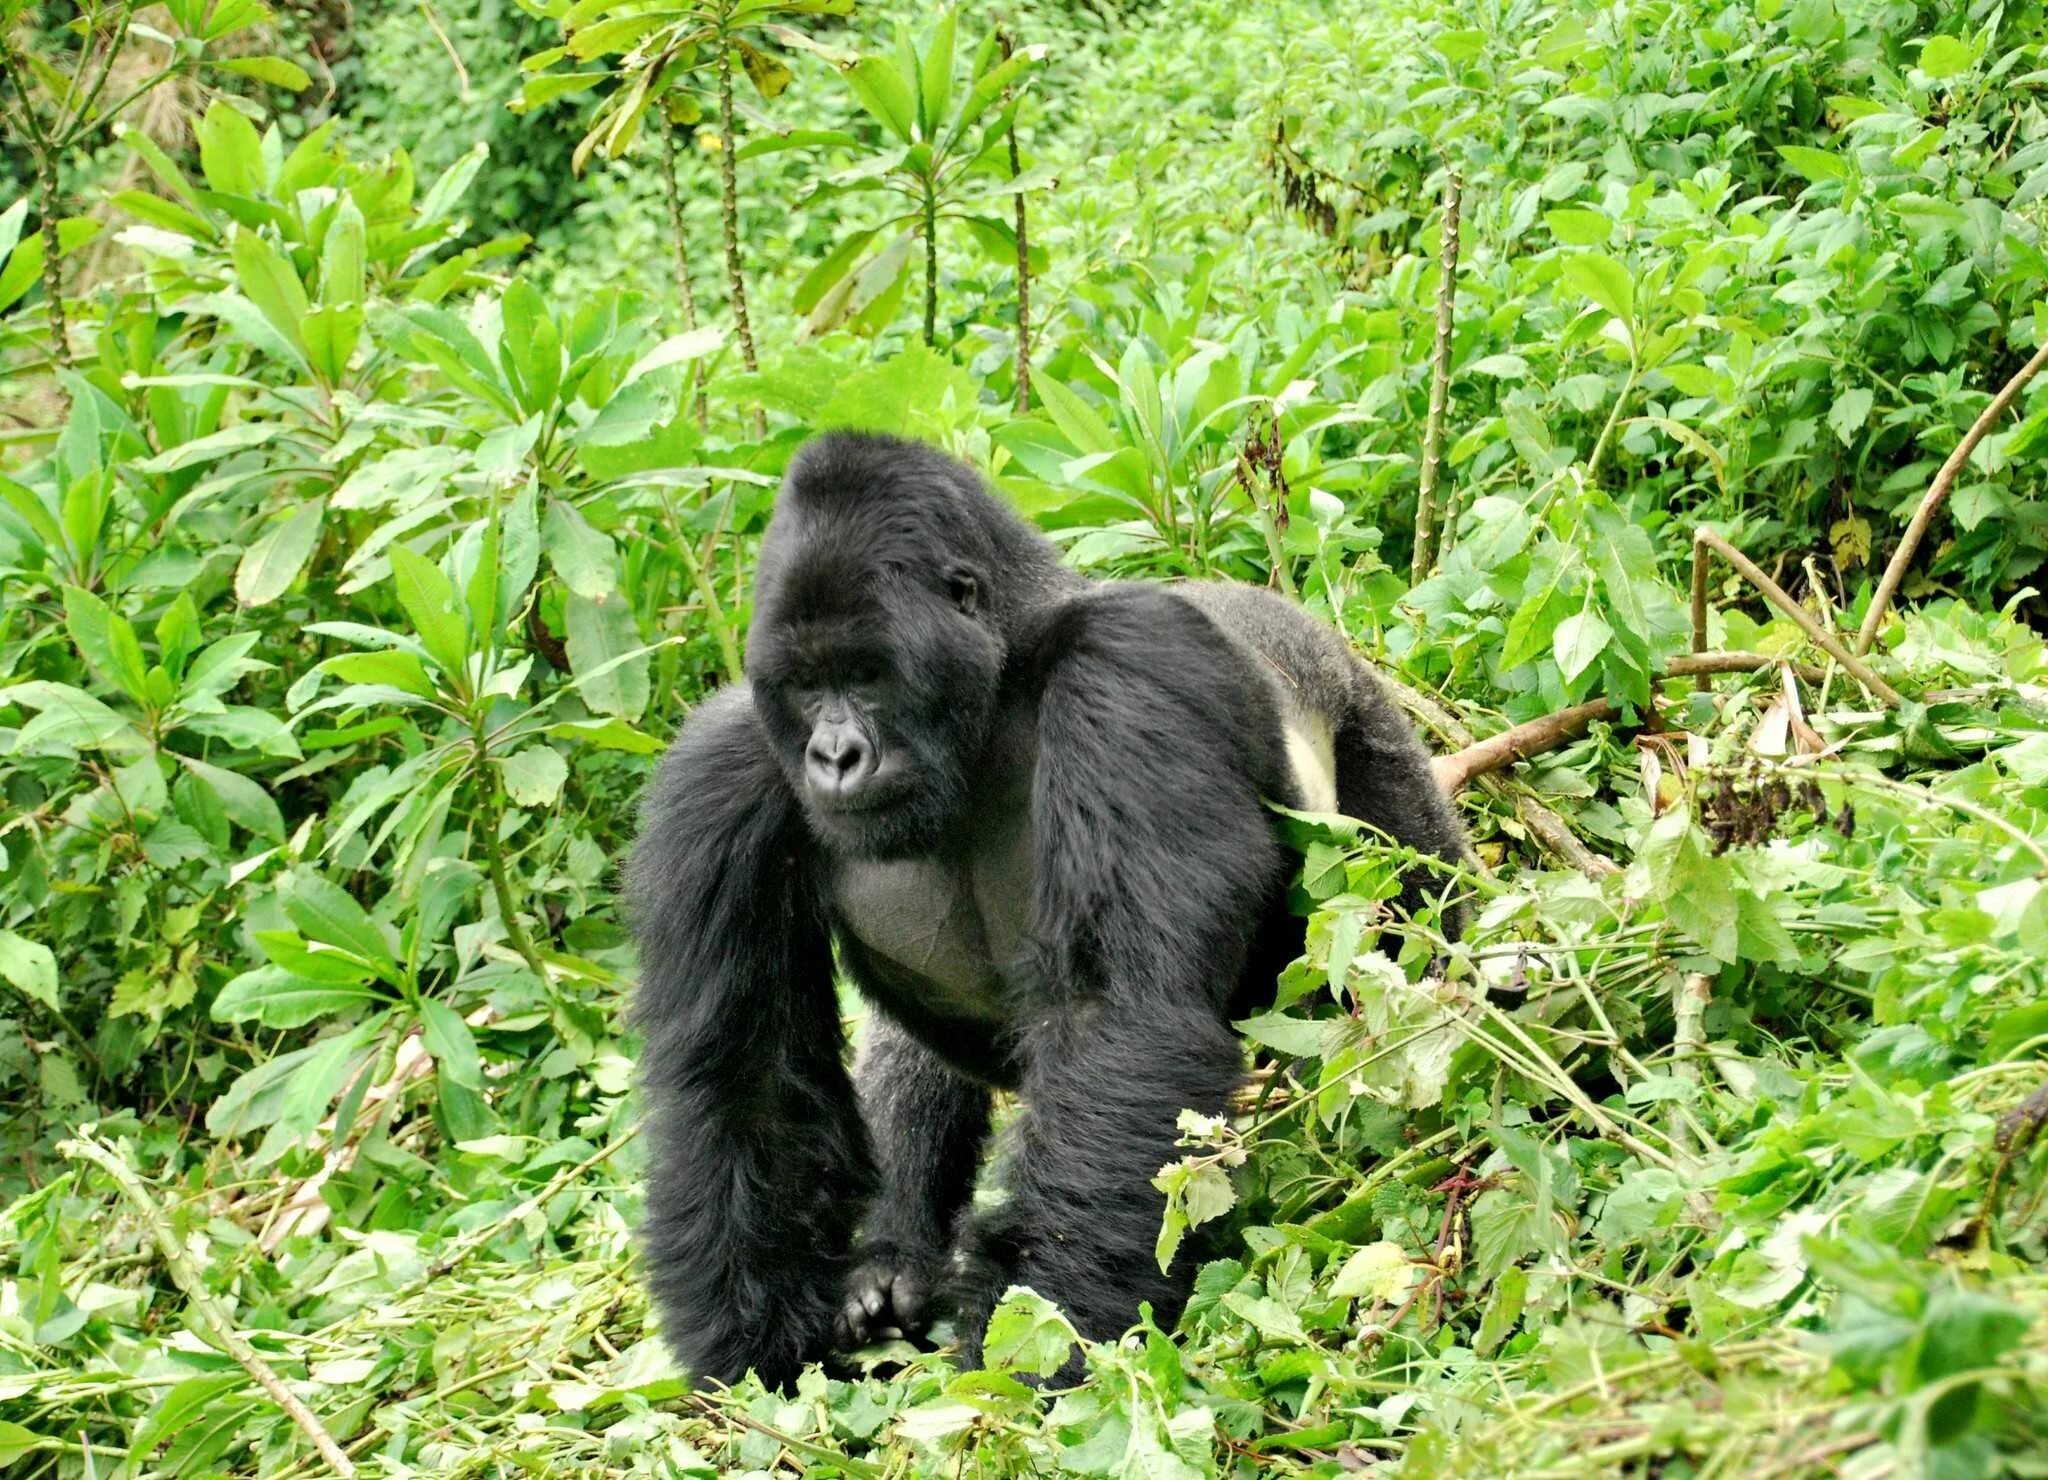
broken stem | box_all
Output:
[1693,528,1904,707]
[1854,336,2048,655]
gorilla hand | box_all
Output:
[836,1244,940,1348]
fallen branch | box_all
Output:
[63,1133,357,1477]
[1410,169,1462,586]
[1378,671,1619,877]
[1692,529,1904,707]
[1430,651,1827,793]
[1855,338,2048,655]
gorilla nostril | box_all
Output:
[806,725,875,796]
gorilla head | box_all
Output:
[744,435,1063,858]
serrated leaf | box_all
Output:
[0,930,58,1013]
[1554,608,1612,681]
[498,745,568,807]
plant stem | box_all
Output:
[1584,364,1638,483]
[33,147,69,378]
[1854,336,2048,655]
[1,38,71,390]
[1000,29,1031,412]
[1410,169,1461,587]
[675,532,743,683]
[922,184,939,347]
[1693,528,1904,706]
[471,745,546,976]
[61,1134,358,1477]
[661,118,708,429]
[714,29,756,375]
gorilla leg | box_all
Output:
[954,587,1287,1371]
[629,688,873,1388]
[838,1011,991,1346]
[956,999,1244,1370]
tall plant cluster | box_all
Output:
[0,0,2046,1474]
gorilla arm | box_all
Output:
[955,587,1294,1363]
[628,687,875,1388]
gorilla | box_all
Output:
[627,431,1469,1388]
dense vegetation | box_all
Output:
[3,0,2047,1473]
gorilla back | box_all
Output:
[628,431,1469,1388]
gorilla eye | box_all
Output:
[945,568,980,616]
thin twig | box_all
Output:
[1377,670,1619,876]
[1856,336,2048,655]
[415,1,470,100]
[1410,169,1461,587]
[1693,529,1904,706]
[61,1133,357,1477]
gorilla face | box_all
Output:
[747,524,1003,860]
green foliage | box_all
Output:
[2,0,2048,1474]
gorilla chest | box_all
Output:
[828,815,1035,1023]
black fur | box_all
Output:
[627,432,1470,1388]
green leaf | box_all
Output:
[420,999,483,1089]
[212,964,383,1027]
[0,231,43,313]
[0,198,25,268]
[0,1419,41,1467]
[843,56,917,143]
[1330,1240,1415,1303]
[980,1290,1079,1377]
[177,754,286,843]
[230,227,311,361]
[282,871,398,975]
[1560,253,1633,326]
[388,544,470,678]
[498,744,568,807]
[1777,144,1850,182]
[236,501,326,607]
[1545,207,1611,245]
[215,54,312,90]
[196,99,265,196]
[543,498,620,601]
[0,930,59,1013]
[1828,386,1874,445]
[917,8,956,136]
[565,594,648,720]
[320,197,367,306]
[1918,34,1973,80]
[1554,608,1612,682]
[63,586,149,702]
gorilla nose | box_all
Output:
[805,720,878,800]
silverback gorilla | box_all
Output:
[627,432,1470,1387]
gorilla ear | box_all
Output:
[944,565,981,616]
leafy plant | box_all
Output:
[789,8,1047,346]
